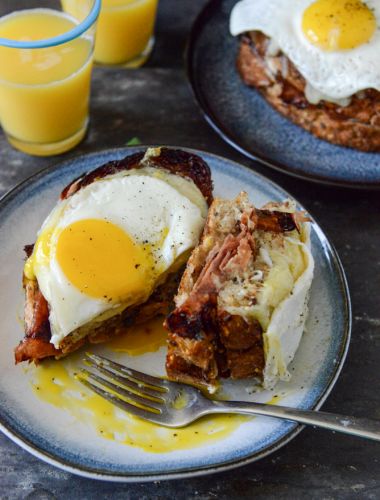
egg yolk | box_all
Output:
[302,0,376,51]
[56,218,155,301]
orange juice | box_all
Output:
[62,0,159,66]
[0,9,93,156]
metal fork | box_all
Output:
[78,353,380,441]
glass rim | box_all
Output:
[0,0,101,49]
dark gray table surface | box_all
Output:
[1,1,380,498]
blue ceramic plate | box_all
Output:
[187,0,380,188]
[0,147,351,481]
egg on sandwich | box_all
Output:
[15,147,213,362]
[231,0,380,103]
[230,0,380,150]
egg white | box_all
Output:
[230,0,380,100]
[32,167,208,348]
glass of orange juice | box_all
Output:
[0,0,100,156]
[62,0,159,67]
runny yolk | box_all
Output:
[302,0,376,51]
[27,317,249,454]
[56,218,155,301]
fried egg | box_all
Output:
[24,165,208,348]
[230,0,380,102]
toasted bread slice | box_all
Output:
[237,32,380,152]
[165,193,314,390]
[15,147,213,364]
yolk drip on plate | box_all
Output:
[28,317,247,453]
[105,316,168,355]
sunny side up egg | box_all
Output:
[230,0,380,103]
[24,167,208,348]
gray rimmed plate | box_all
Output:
[0,146,351,481]
[186,0,380,188]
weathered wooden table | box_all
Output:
[1,1,380,498]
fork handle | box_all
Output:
[209,401,380,441]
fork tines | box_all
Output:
[77,353,168,423]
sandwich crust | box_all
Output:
[237,32,380,152]
[15,148,213,364]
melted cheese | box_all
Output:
[251,233,306,330]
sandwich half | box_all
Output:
[165,192,314,390]
[15,147,213,364]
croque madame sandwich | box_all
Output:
[15,147,213,363]
[165,193,314,390]
[230,0,380,151]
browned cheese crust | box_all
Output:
[237,32,380,152]
[15,148,213,364]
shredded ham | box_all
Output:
[174,213,255,317]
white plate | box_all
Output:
[0,147,351,481]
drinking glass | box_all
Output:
[62,0,159,67]
[0,0,101,156]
